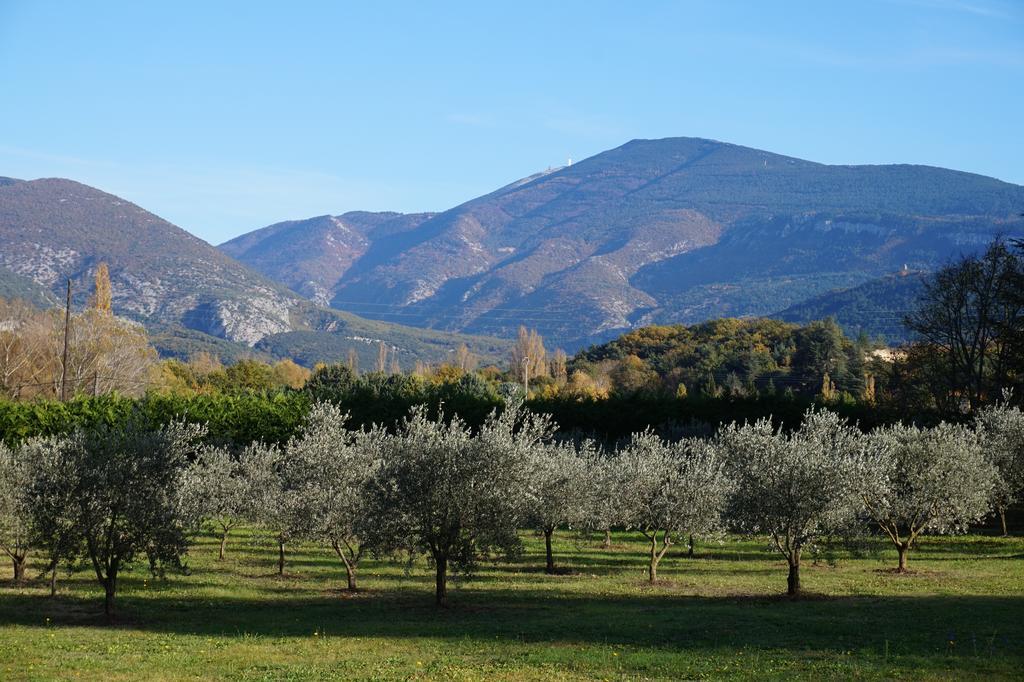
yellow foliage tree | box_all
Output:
[89,263,113,314]
[510,326,548,382]
[273,359,311,389]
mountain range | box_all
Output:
[0,177,509,367]
[2,137,1023,366]
[221,137,1024,349]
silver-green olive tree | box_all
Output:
[282,402,383,591]
[182,445,267,560]
[244,441,305,575]
[524,439,599,574]
[363,405,551,607]
[975,401,1024,536]
[718,409,865,596]
[27,419,204,619]
[615,432,731,582]
[859,422,996,571]
[20,437,81,596]
[588,449,625,549]
[0,443,31,582]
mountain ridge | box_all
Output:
[222,136,1024,348]
[0,177,299,345]
[0,178,511,366]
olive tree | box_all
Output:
[0,443,31,581]
[975,401,1024,536]
[859,422,996,571]
[27,418,204,619]
[718,410,865,596]
[588,449,625,549]
[283,402,382,591]
[615,432,731,582]
[244,441,305,575]
[363,406,551,606]
[21,437,81,595]
[183,444,274,560]
[524,439,598,573]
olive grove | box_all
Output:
[1,400,1012,616]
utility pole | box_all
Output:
[60,279,72,401]
[521,355,530,397]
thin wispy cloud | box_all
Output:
[887,0,1016,19]
[721,33,1023,71]
[0,145,111,172]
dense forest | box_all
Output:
[571,317,882,401]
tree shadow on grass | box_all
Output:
[4,587,1023,668]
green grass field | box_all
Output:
[1,530,1022,680]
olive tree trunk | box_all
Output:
[104,583,116,619]
[544,527,555,574]
[102,568,118,621]
[787,547,802,596]
[331,541,358,592]
[277,540,286,575]
[434,553,448,608]
[218,531,228,560]
[345,564,356,591]
[11,555,26,582]
[646,530,673,583]
[897,542,910,572]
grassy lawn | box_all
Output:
[1,530,1022,680]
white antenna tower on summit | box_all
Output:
[566,156,572,167]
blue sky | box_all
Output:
[1,0,1021,244]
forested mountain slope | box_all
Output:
[774,273,928,343]
[225,137,1024,349]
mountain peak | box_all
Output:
[222,137,1024,349]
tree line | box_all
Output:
[2,400,1021,618]
[2,239,1020,430]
